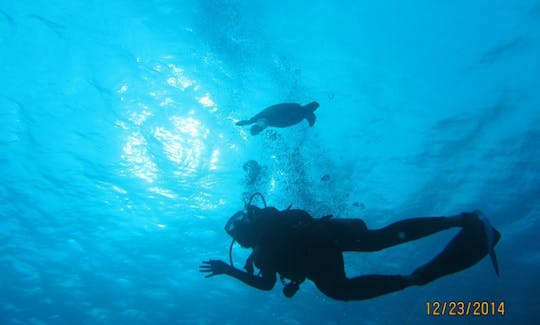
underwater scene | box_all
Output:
[1,0,539,324]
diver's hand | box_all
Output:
[200,260,232,278]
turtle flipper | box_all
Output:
[236,119,253,126]
[305,112,316,126]
[303,102,319,127]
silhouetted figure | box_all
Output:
[236,102,319,135]
[200,194,501,301]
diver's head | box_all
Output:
[224,208,261,247]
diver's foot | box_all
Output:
[459,210,483,228]
[410,211,502,285]
[448,210,495,232]
[446,210,481,228]
[460,210,501,276]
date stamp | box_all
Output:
[426,301,505,316]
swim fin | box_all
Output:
[409,212,501,286]
[479,213,500,276]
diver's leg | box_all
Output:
[315,274,412,301]
[350,214,468,252]
[408,216,501,286]
[309,247,413,301]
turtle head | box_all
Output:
[304,101,319,112]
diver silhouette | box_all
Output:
[200,193,501,301]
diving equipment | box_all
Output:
[226,192,267,268]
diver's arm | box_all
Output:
[227,266,276,291]
[200,260,276,291]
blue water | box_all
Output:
[1,1,539,324]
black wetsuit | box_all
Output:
[249,207,500,301]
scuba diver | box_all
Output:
[200,193,501,301]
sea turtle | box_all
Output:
[236,101,319,135]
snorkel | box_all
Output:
[227,192,267,268]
